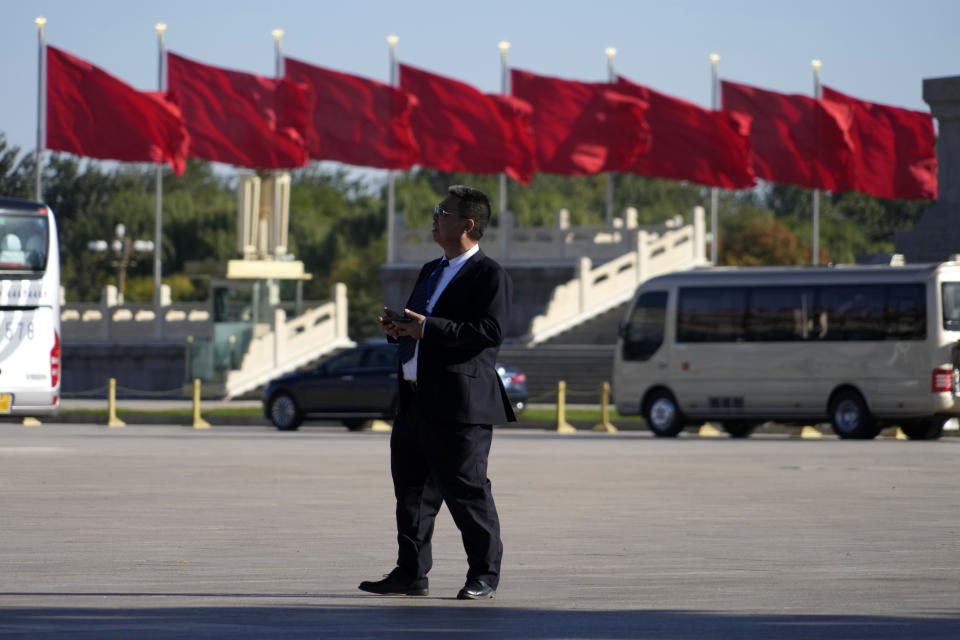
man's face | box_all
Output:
[432,195,470,247]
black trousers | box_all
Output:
[390,383,502,588]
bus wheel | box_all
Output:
[899,419,945,440]
[829,390,879,439]
[722,421,757,438]
[644,391,685,438]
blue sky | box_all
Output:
[1,0,956,161]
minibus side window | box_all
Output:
[887,284,926,340]
[677,287,746,342]
[943,283,960,332]
[623,291,667,361]
[745,287,813,341]
[815,286,886,340]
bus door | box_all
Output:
[615,290,668,413]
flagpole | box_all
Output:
[498,41,510,228]
[153,23,167,307]
[709,53,720,265]
[811,58,822,266]
[35,16,47,202]
[604,47,616,226]
[386,35,398,264]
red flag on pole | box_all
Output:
[45,46,189,175]
[511,69,650,176]
[167,52,308,169]
[400,64,534,183]
[721,80,856,191]
[285,57,418,169]
[615,76,755,189]
[822,86,937,200]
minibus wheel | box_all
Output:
[899,418,945,440]
[722,421,757,438]
[643,390,685,437]
[828,390,878,439]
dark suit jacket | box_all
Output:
[404,249,516,426]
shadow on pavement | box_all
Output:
[1,597,959,639]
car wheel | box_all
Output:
[342,418,372,431]
[270,393,302,431]
[829,390,879,439]
[643,390,684,438]
[899,418,945,440]
[722,421,758,439]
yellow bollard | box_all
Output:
[192,379,210,429]
[107,378,126,428]
[22,417,42,427]
[554,380,577,433]
[370,420,392,432]
[698,423,723,437]
[592,382,618,433]
[790,425,822,439]
[880,426,907,440]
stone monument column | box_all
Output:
[896,75,960,262]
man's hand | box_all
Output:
[394,308,426,340]
[378,306,404,338]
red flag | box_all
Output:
[45,46,189,175]
[511,69,650,175]
[167,52,308,169]
[722,80,856,191]
[400,64,534,183]
[615,76,755,189]
[822,86,937,200]
[285,57,418,169]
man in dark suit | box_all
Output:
[360,185,515,600]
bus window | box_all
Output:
[887,284,926,340]
[622,291,667,361]
[746,287,813,341]
[677,287,746,343]
[943,283,960,331]
[0,215,48,272]
[816,286,886,341]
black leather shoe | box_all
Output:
[358,568,428,596]
[456,578,495,600]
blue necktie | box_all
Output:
[397,258,448,365]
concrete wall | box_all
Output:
[62,344,186,396]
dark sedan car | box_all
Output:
[263,342,527,430]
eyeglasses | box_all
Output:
[433,206,459,219]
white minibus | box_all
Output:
[613,263,960,439]
[0,197,61,416]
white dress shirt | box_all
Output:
[402,244,480,382]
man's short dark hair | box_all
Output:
[449,185,491,241]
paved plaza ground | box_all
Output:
[1,422,959,638]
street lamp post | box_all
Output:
[709,53,720,265]
[386,34,399,264]
[604,47,617,226]
[154,22,167,307]
[498,40,510,224]
[87,224,155,304]
[811,58,822,266]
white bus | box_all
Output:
[613,263,960,440]
[0,197,61,417]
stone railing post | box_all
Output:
[333,282,348,340]
[636,230,649,283]
[625,207,638,229]
[577,256,592,313]
[499,209,513,262]
[693,205,706,263]
[273,308,286,368]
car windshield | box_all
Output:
[943,283,960,331]
[0,214,48,272]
